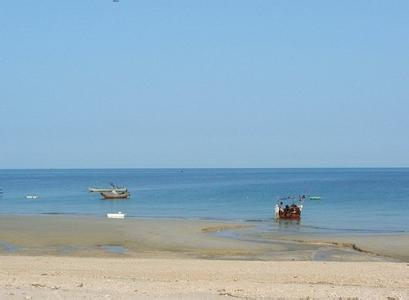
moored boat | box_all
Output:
[100,191,130,199]
[89,183,127,193]
[89,187,128,193]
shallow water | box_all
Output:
[0,168,408,234]
[0,215,399,261]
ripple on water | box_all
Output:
[0,241,19,253]
[100,245,127,254]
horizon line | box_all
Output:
[1,166,409,170]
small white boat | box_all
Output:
[107,212,126,219]
[89,183,127,193]
[89,187,128,193]
[26,195,39,199]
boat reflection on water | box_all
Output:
[275,218,301,226]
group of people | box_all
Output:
[277,201,302,219]
[279,202,301,215]
[275,194,305,219]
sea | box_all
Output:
[0,168,408,234]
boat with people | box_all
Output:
[274,195,304,220]
[100,190,130,199]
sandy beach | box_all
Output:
[0,216,408,298]
[0,256,408,299]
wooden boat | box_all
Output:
[309,196,321,200]
[107,212,126,219]
[100,191,130,199]
[274,201,303,220]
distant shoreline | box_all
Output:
[2,166,409,170]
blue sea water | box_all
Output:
[0,168,408,234]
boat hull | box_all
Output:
[277,212,301,220]
[275,204,302,220]
[100,192,130,199]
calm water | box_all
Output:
[0,169,408,234]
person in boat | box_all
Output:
[277,201,283,213]
[291,204,301,215]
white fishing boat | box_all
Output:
[89,187,128,192]
[88,183,127,193]
[26,195,39,199]
[107,212,126,219]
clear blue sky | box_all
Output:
[1,1,408,168]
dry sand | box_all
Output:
[0,256,408,299]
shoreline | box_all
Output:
[0,215,408,262]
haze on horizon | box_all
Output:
[1,1,408,169]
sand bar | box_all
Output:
[0,215,406,261]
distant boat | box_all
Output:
[100,191,130,199]
[26,195,39,199]
[107,212,126,219]
[89,187,128,193]
[309,196,321,200]
[89,183,127,193]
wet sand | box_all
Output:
[0,215,406,261]
[0,215,263,259]
[225,224,409,262]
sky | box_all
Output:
[0,1,408,168]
